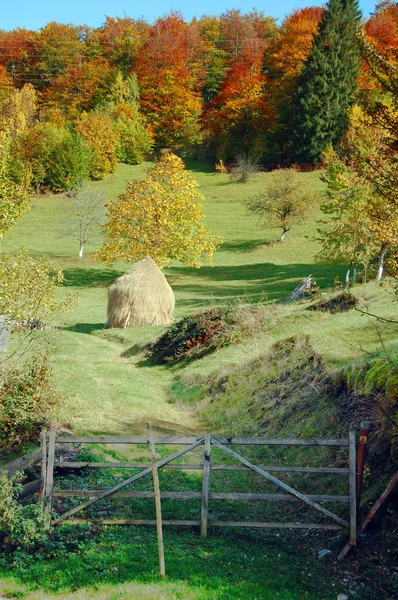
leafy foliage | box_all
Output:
[76,111,118,179]
[0,352,58,450]
[245,168,316,241]
[0,133,30,237]
[0,248,71,323]
[94,153,222,267]
[0,470,46,551]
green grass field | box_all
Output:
[5,160,397,436]
[1,159,397,600]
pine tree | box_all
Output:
[291,0,362,165]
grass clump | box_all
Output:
[146,302,274,365]
[307,291,360,314]
[174,335,338,439]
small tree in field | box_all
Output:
[245,169,316,242]
[94,153,222,267]
[65,186,104,258]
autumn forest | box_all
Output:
[0,0,396,189]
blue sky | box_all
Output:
[1,1,379,31]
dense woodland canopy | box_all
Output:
[0,0,397,191]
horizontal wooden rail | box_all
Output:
[1,449,41,476]
[53,490,350,502]
[54,461,349,474]
[55,436,349,447]
[53,518,343,530]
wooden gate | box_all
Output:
[41,427,357,548]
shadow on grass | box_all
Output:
[62,268,124,288]
[64,323,105,334]
[218,239,269,253]
[167,262,345,303]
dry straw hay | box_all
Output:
[107,256,175,328]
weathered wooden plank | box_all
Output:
[209,522,343,530]
[148,424,165,577]
[53,519,342,530]
[1,448,42,476]
[53,462,349,474]
[356,422,370,509]
[54,519,202,526]
[43,429,56,528]
[338,471,398,561]
[349,431,357,547]
[40,431,47,508]
[201,430,211,538]
[53,490,350,502]
[211,439,349,529]
[56,436,204,445]
[20,478,41,498]
[52,437,205,524]
[55,435,349,447]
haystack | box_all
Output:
[107,257,175,328]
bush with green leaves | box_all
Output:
[0,352,58,451]
[17,122,92,192]
[0,470,46,551]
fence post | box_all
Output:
[147,423,165,576]
[39,431,47,509]
[349,431,357,547]
[356,421,370,511]
[201,430,211,538]
[43,428,56,529]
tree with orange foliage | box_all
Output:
[135,13,203,148]
[202,10,277,162]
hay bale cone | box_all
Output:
[107,257,175,328]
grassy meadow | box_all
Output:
[1,158,397,600]
[5,159,397,436]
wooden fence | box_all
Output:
[40,427,358,548]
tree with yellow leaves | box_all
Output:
[94,153,222,267]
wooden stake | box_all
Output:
[147,424,165,577]
[349,431,357,548]
[201,430,211,538]
[356,422,370,510]
[39,431,47,509]
[44,428,56,529]
[338,471,398,561]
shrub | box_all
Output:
[0,353,58,451]
[0,470,46,551]
[229,152,260,183]
[112,104,153,164]
[77,111,118,179]
[18,122,92,192]
[146,302,274,365]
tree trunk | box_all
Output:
[280,230,287,242]
[78,243,84,258]
[353,266,358,283]
[376,246,387,282]
[345,266,351,285]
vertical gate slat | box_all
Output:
[201,430,211,538]
[44,428,56,528]
[349,431,357,547]
[148,424,165,576]
[39,431,47,509]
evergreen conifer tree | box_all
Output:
[291,0,362,165]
